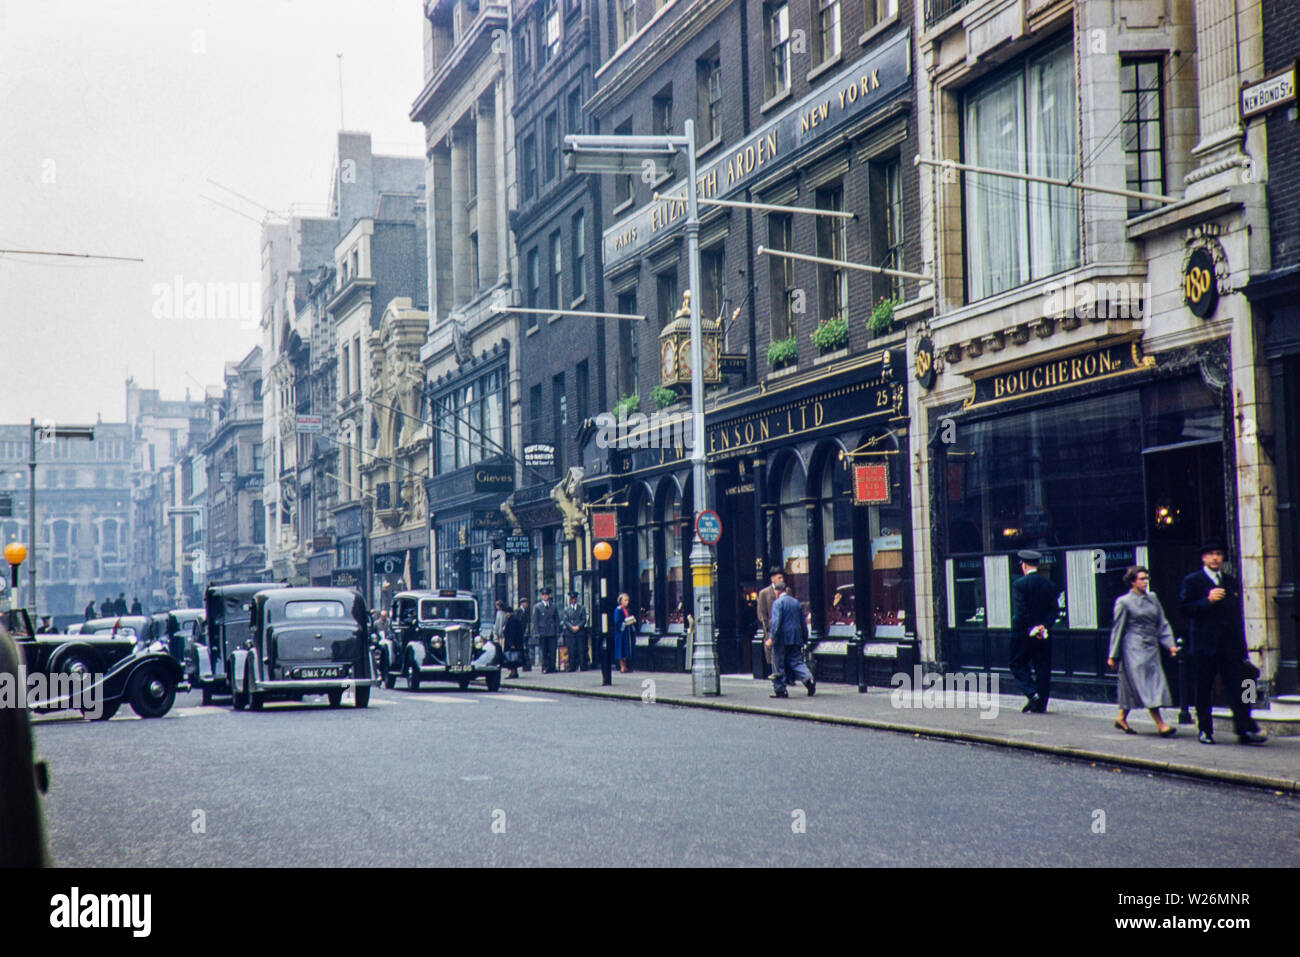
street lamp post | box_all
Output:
[564,123,719,695]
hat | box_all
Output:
[540,586,551,595]
[568,591,579,599]
[1016,549,1042,564]
[1199,537,1227,556]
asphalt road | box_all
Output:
[30,684,1300,867]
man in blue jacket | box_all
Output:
[1010,550,1061,713]
[1178,538,1266,745]
[765,581,814,699]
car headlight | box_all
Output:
[474,636,484,649]
[431,636,443,649]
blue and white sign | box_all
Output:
[695,510,722,546]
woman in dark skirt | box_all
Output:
[1108,566,1180,736]
[613,593,637,673]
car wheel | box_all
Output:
[406,659,421,691]
[354,685,370,708]
[485,671,501,692]
[327,689,344,708]
[230,662,247,711]
[57,650,100,681]
[457,677,471,691]
[127,664,176,718]
[83,701,120,721]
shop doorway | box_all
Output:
[726,487,759,674]
[1142,440,1226,638]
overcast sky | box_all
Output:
[0,0,426,425]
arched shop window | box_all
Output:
[664,483,684,631]
[819,453,856,635]
[863,442,907,637]
[636,495,655,631]
[777,455,808,601]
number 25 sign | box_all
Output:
[1183,247,1219,319]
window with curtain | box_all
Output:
[637,497,655,630]
[664,486,685,629]
[778,457,808,601]
[963,40,1079,301]
[816,0,841,65]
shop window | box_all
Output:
[777,457,809,601]
[665,485,684,631]
[962,40,1079,301]
[820,457,855,633]
[1120,57,1166,216]
[636,497,656,631]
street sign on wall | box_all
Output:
[295,415,323,434]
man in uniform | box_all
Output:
[562,591,588,672]
[1009,550,1061,713]
[531,587,561,674]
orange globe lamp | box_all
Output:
[4,542,26,566]
[593,541,612,562]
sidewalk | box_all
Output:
[505,669,1300,793]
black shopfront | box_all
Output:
[930,336,1237,701]
[583,349,914,681]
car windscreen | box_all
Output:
[283,600,348,620]
[88,626,137,638]
[419,599,477,622]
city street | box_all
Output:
[31,685,1300,868]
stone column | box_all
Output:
[449,125,470,307]
[476,97,498,288]
[494,75,510,287]
[430,146,453,321]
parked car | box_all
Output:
[5,608,182,720]
[374,589,499,692]
[227,587,376,711]
[192,583,286,704]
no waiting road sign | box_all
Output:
[695,510,722,546]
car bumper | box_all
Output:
[252,678,376,693]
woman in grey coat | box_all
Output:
[1107,566,1179,736]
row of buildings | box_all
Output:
[10,0,1294,704]
[256,0,1298,701]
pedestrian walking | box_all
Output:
[1107,566,1179,736]
[1009,550,1061,713]
[756,567,783,678]
[1178,538,1267,745]
[129,596,143,615]
[501,603,525,679]
[613,592,637,673]
[562,591,588,672]
[114,593,128,616]
[492,600,510,645]
[100,597,113,617]
[765,581,814,698]
[514,598,533,671]
[531,587,560,673]
[83,600,95,621]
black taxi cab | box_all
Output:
[227,587,377,710]
[373,589,499,692]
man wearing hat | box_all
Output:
[531,587,561,673]
[1178,538,1266,745]
[1009,550,1061,713]
[562,591,589,672]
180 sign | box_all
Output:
[1183,247,1218,319]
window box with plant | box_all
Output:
[869,296,899,337]
[810,316,849,354]
[767,335,798,370]
[614,394,640,420]
[651,385,679,410]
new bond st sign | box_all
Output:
[601,28,912,271]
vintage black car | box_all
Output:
[192,583,286,704]
[373,589,499,692]
[227,587,376,710]
[5,608,182,720]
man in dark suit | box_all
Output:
[1178,538,1266,745]
[531,587,561,673]
[1010,550,1061,713]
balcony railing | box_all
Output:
[925,0,972,26]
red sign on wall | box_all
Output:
[591,510,618,540]
[852,463,891,505]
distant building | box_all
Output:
[0,421,133,623]
[203,346,266,586]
